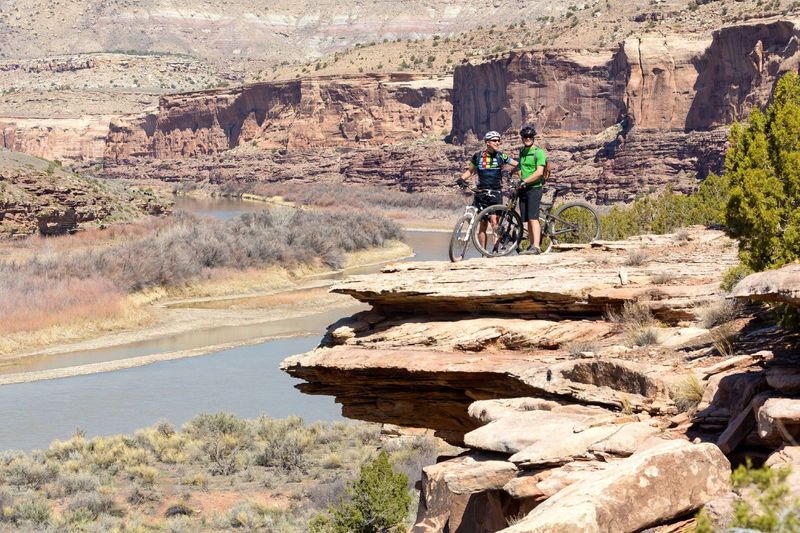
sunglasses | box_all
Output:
[486,138,500,142]
[520,135,535,139]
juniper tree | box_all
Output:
[725,71,800,272]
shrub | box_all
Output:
[606,300,654,328]
[672,374,704,412]
[721,263,754,292]
[724,460,800,531]
[67,490,119,519]
[311,451,411,533]
[698,298,741,328]
[5,456,58,488]
[624,248,648,266]
[51,471,99,496]
[254,416,311,473]
[600,174,730,241]
[628,326,660,347]
[725,72,800,273]
[10,497,51,527]
[184,413,252,475]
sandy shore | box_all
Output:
[0,240,412,383]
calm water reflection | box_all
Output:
[0,337,336,451]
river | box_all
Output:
[0,199,461,451]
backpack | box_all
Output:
[520,146,552,182]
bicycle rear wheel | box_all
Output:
[550,202,600,246]
[448,214,473,262]
[471,205,523,257]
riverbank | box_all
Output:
[0,239,412,372]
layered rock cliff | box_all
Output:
[451,19,800,139]
[0,149,169,236]
[104,74,452,161]
[282,229,800,531]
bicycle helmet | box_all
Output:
[483,130,501,141]
[520,125,537,138]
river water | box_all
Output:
[0,200,458,451]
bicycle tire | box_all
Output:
[448,214,473,262]
[549,202,600,246]
[471,205,523,257]
[538,217,555,254]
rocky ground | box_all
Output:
[282,226,800,531]
[0,149,170,236]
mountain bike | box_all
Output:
[471,184,600,257]
[449,187,494,262]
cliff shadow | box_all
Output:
[685,20,798,131]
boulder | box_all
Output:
[412,454,521,533]
[500,440,731,533]
[503,461,610,500]
[764,446,800,496]
[732,263,800,307]
[757,398,800,445]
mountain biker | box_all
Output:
[456,131,518,250]
[513,125,548,255]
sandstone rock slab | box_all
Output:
[500,440,731,533]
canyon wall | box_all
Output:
[104,74,453,161]
[451,19,800,140]
[0,116,112,162]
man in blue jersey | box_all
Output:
[456,131,518,250]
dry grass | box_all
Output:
[0,297,153,357]
[0,414,440,531]
[672,373,705,412]
[624,248,649,266]
[698,299,742,329]
[710,322,737,357]
[606,300,662,348]
[0,209,402,350]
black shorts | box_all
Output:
[519,187,543,222]
[473,190,502,211]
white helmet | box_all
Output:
[483,131,501,141]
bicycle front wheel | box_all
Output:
[449,214,473,262]
[550,202,600,246]
[471,205,523,257]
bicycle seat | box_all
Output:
[552,185,571,192]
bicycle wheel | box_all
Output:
[448,214,473,262]
[538,217,555,253]
[550,202,600,246]
[471,205,523,257]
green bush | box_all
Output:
[728,460,800,531]
[725,71,800,272]
[600,172,729,241]
[310,451,411,533]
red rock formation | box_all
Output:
[105,73,452,161]
[450,20,800,140]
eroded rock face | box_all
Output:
[1,116,112,162]
[500,441,731,533]
[413,454,523,533]
[452,20,800,138]
[105,74,452,161]
[733,263,800,307]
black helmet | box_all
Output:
[520,125,537,138]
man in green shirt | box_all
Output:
[514,125,548,254]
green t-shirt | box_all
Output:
[518,145,547,188]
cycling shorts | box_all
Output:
[473,190,502,211]
[519,187,543,222]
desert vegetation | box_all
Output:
[0,208,402,353]
[0,414,437,532]
[696,460,800,532]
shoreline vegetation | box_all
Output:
[0,206,411,362]
[0,413,442,532]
